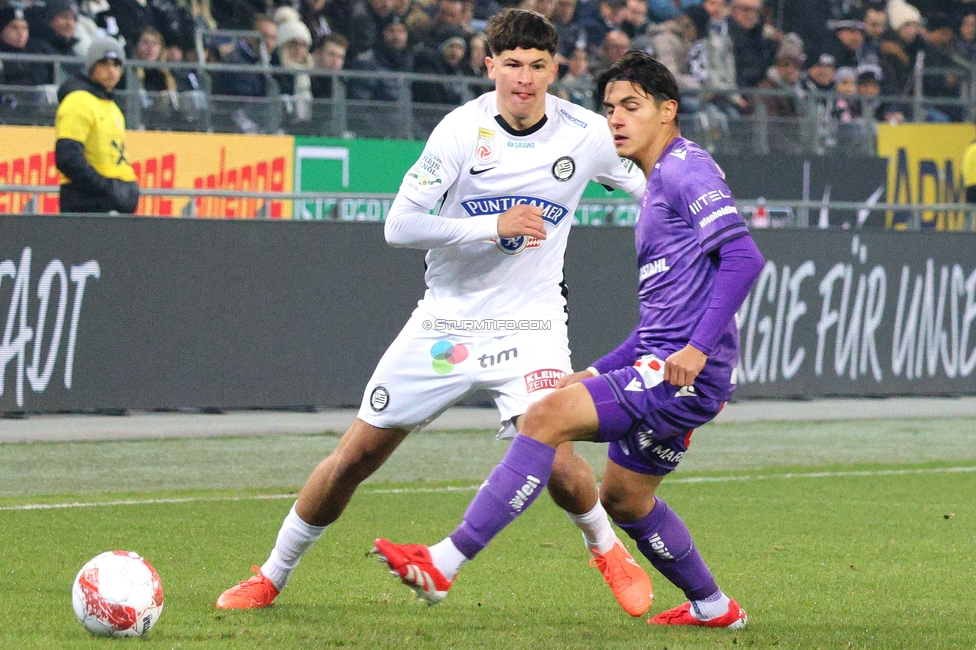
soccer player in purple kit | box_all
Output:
[374,50,765,629]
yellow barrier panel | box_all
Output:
[0,126,294,218]
[877,123,976,231]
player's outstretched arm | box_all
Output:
[384,192,498,249]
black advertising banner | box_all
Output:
[1,217,974,414]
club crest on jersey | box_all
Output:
[552,156,575,181]
[460,196,569,225]
[495,235,542,255]
[477,127,496,162]
[369,386,390,412]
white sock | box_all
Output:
[260,503,327,591]
[691,589,730,620]
[565,500,617,554]
[429,538,468,581]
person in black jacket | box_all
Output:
[0,6,55,88]
[55,36,140,214]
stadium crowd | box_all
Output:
[1,0,974,134]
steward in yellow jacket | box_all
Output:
[55,36,140,213]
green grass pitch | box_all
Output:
[1,416,975,649]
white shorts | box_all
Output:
[357,309,571,436]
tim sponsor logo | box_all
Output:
[460,195,570,225]
[688,189,732,215]
[509,475,541,512]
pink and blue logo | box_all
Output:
[431,340,468,374]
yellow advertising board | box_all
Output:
[0,126,294,218]
[876,123,976,231]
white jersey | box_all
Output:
[385,91,645,326]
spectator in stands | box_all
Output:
[921,12,966,122]
[801,51,836,94]
[310,33,348,99]
[464,31,488,76]
[856,63,884,121]
[828,15,868,69]
[589,28,629,80]
[274,16,315,121]
[620,0,647,40]
[55,36,139,213]
[551,0,585,59]
[534,0,554,20]
[633,9,700,92]
[575,0,626,57]
[345,0,397,59]
[688,0,746,116]
[727,0,777,89]
[801,52,837,148]
[210,0,272,31]
[556,46,594,109]
[862,6,887,61]
[832,66,861,122]
[646,0,700,23]
[417,0,474,54]
[412,29,467,105]
[959,9,976,62]
[347,17,411,100]
[26,0,84,57]
[214,13,275,97]
[300,0,338,42]
[878,2,923,123]
[0,5,54,89]
[133,26,177,92]
[753,32,804,118]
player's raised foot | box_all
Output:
[215,566,280,610]
[372,538,453,605]
[588,540,653,617]
[648,598,747,629]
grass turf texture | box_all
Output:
[1,418,974,648]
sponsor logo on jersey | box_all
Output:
[637,429,655,450]
[634,356,665,388]
[509,475,541,512]
[551,156,575,181]
[430,340,468,374]
[369,386,390,411]
[688,189,732,215]
[697,205,738,229]
[478,347,518,368]
[470,166,495,175]
[638,257,670,281]
[524,368,566,393]
[624,377,643,392]
[559,109,587,128]
[647,533,675,560]
[507,140,535,149]
[670,149,687,160]
[461,195,569,225]
[406,152,444,187]
[477,128,496,162]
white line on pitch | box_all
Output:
[2,466,974,512]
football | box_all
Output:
[71,551,164,637]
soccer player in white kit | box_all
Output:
[216,9,651,617]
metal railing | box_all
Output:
[3,183,972,230]
[2,44,974,153]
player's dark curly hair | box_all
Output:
[595,50,681,108]
[486,9,558,57]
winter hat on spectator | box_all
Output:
[835,66,856,83]
[273,6,302,25]
[85,35,126,72]
[856,62,882,83]
[888,2,922,31]
[806,52,835,70]
[828,16,866,33]
[46,0,79,21]
[775,32,805,66]
[277,19,312,47]
[0,5,26,32]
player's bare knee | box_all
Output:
[521,394,575,446]
[599,483,648,523]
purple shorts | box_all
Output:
[582,360,724,476]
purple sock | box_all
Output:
[449,434,556,560]
[615,497,719,602]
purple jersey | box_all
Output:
[631,137,749,401]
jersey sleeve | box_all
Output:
[670,152,749,254]
[55,91,94,143]
[590,120,646,200]
[385,109,498,248]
